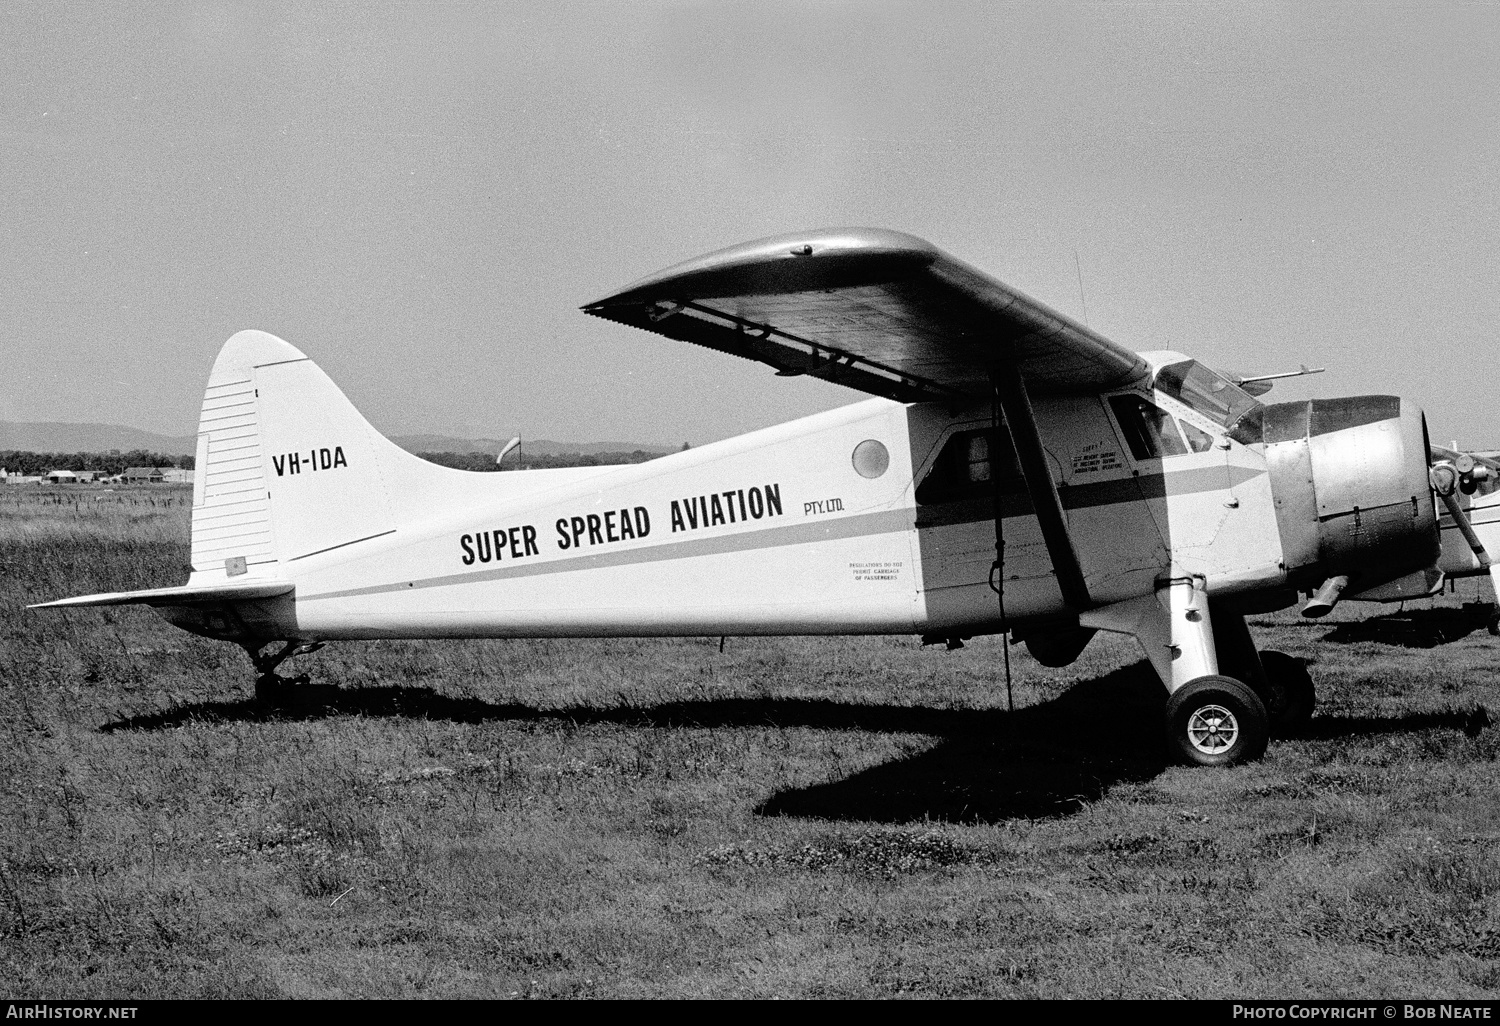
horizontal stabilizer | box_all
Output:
[29,581,293,609]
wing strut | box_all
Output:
[992,367,1092,611]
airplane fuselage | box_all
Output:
[162,347,1435,650]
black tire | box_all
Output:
[1165,675,1269,767]
[255,674,290,710]
[1259,651,1316,738]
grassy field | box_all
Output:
[1,485,1498,998]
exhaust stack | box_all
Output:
[1300,575,1349,618]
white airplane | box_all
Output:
[33,229,1500,767]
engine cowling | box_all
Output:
[1256,396,1439,591]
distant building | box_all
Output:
[159,468,194,484]
[122,467,166,484]
[45,470,78,484]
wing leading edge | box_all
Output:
[582,228,1148,403]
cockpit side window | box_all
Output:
[1154,360,1260,432]
[916,427,1023,504]
[1109,395,1192,461]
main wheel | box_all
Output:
[1258,651,1315,738]
[1165,675,1269,767]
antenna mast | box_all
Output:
[1073,248,1090,327]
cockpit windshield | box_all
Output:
[1154,360,1261,433]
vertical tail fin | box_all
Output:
[190,330,401,581]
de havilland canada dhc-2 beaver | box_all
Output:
[33,229,1500,766]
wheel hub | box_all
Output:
[1186,703,1239,754]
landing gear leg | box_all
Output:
[1258,652,1315,737]
[1206,606,1314,732]
[242,640,323,709]
[1081,576,1269,766]
[1210,607,1316,738]
[1487,565,1500,636]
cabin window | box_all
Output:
[1109,395,1196,460]
[916,427,1023,504]
[1179,420,1216,454]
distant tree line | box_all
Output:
[416,450,664,472]
[0,450,195,476]
[1,447,668,476]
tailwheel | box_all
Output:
[254,671,309,709]
[1258,651,1316,738]
[1165,675,1269,767]
[244,640,323,710]
[254,673,281,708]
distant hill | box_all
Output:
[2,422,680,459]
[0,422,197,456]
[389,434,678,457]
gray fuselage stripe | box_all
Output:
[297,463,1267,603]
[299,507,916,601]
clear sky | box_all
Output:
[3,2,1498,446]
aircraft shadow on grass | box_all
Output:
[1317,607,1496,649]
[98,658,1493,824]
[1252,606,1498,649]
[98,663,1169,821]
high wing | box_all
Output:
[582,228,1148,404]
[585,228,1151,611]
